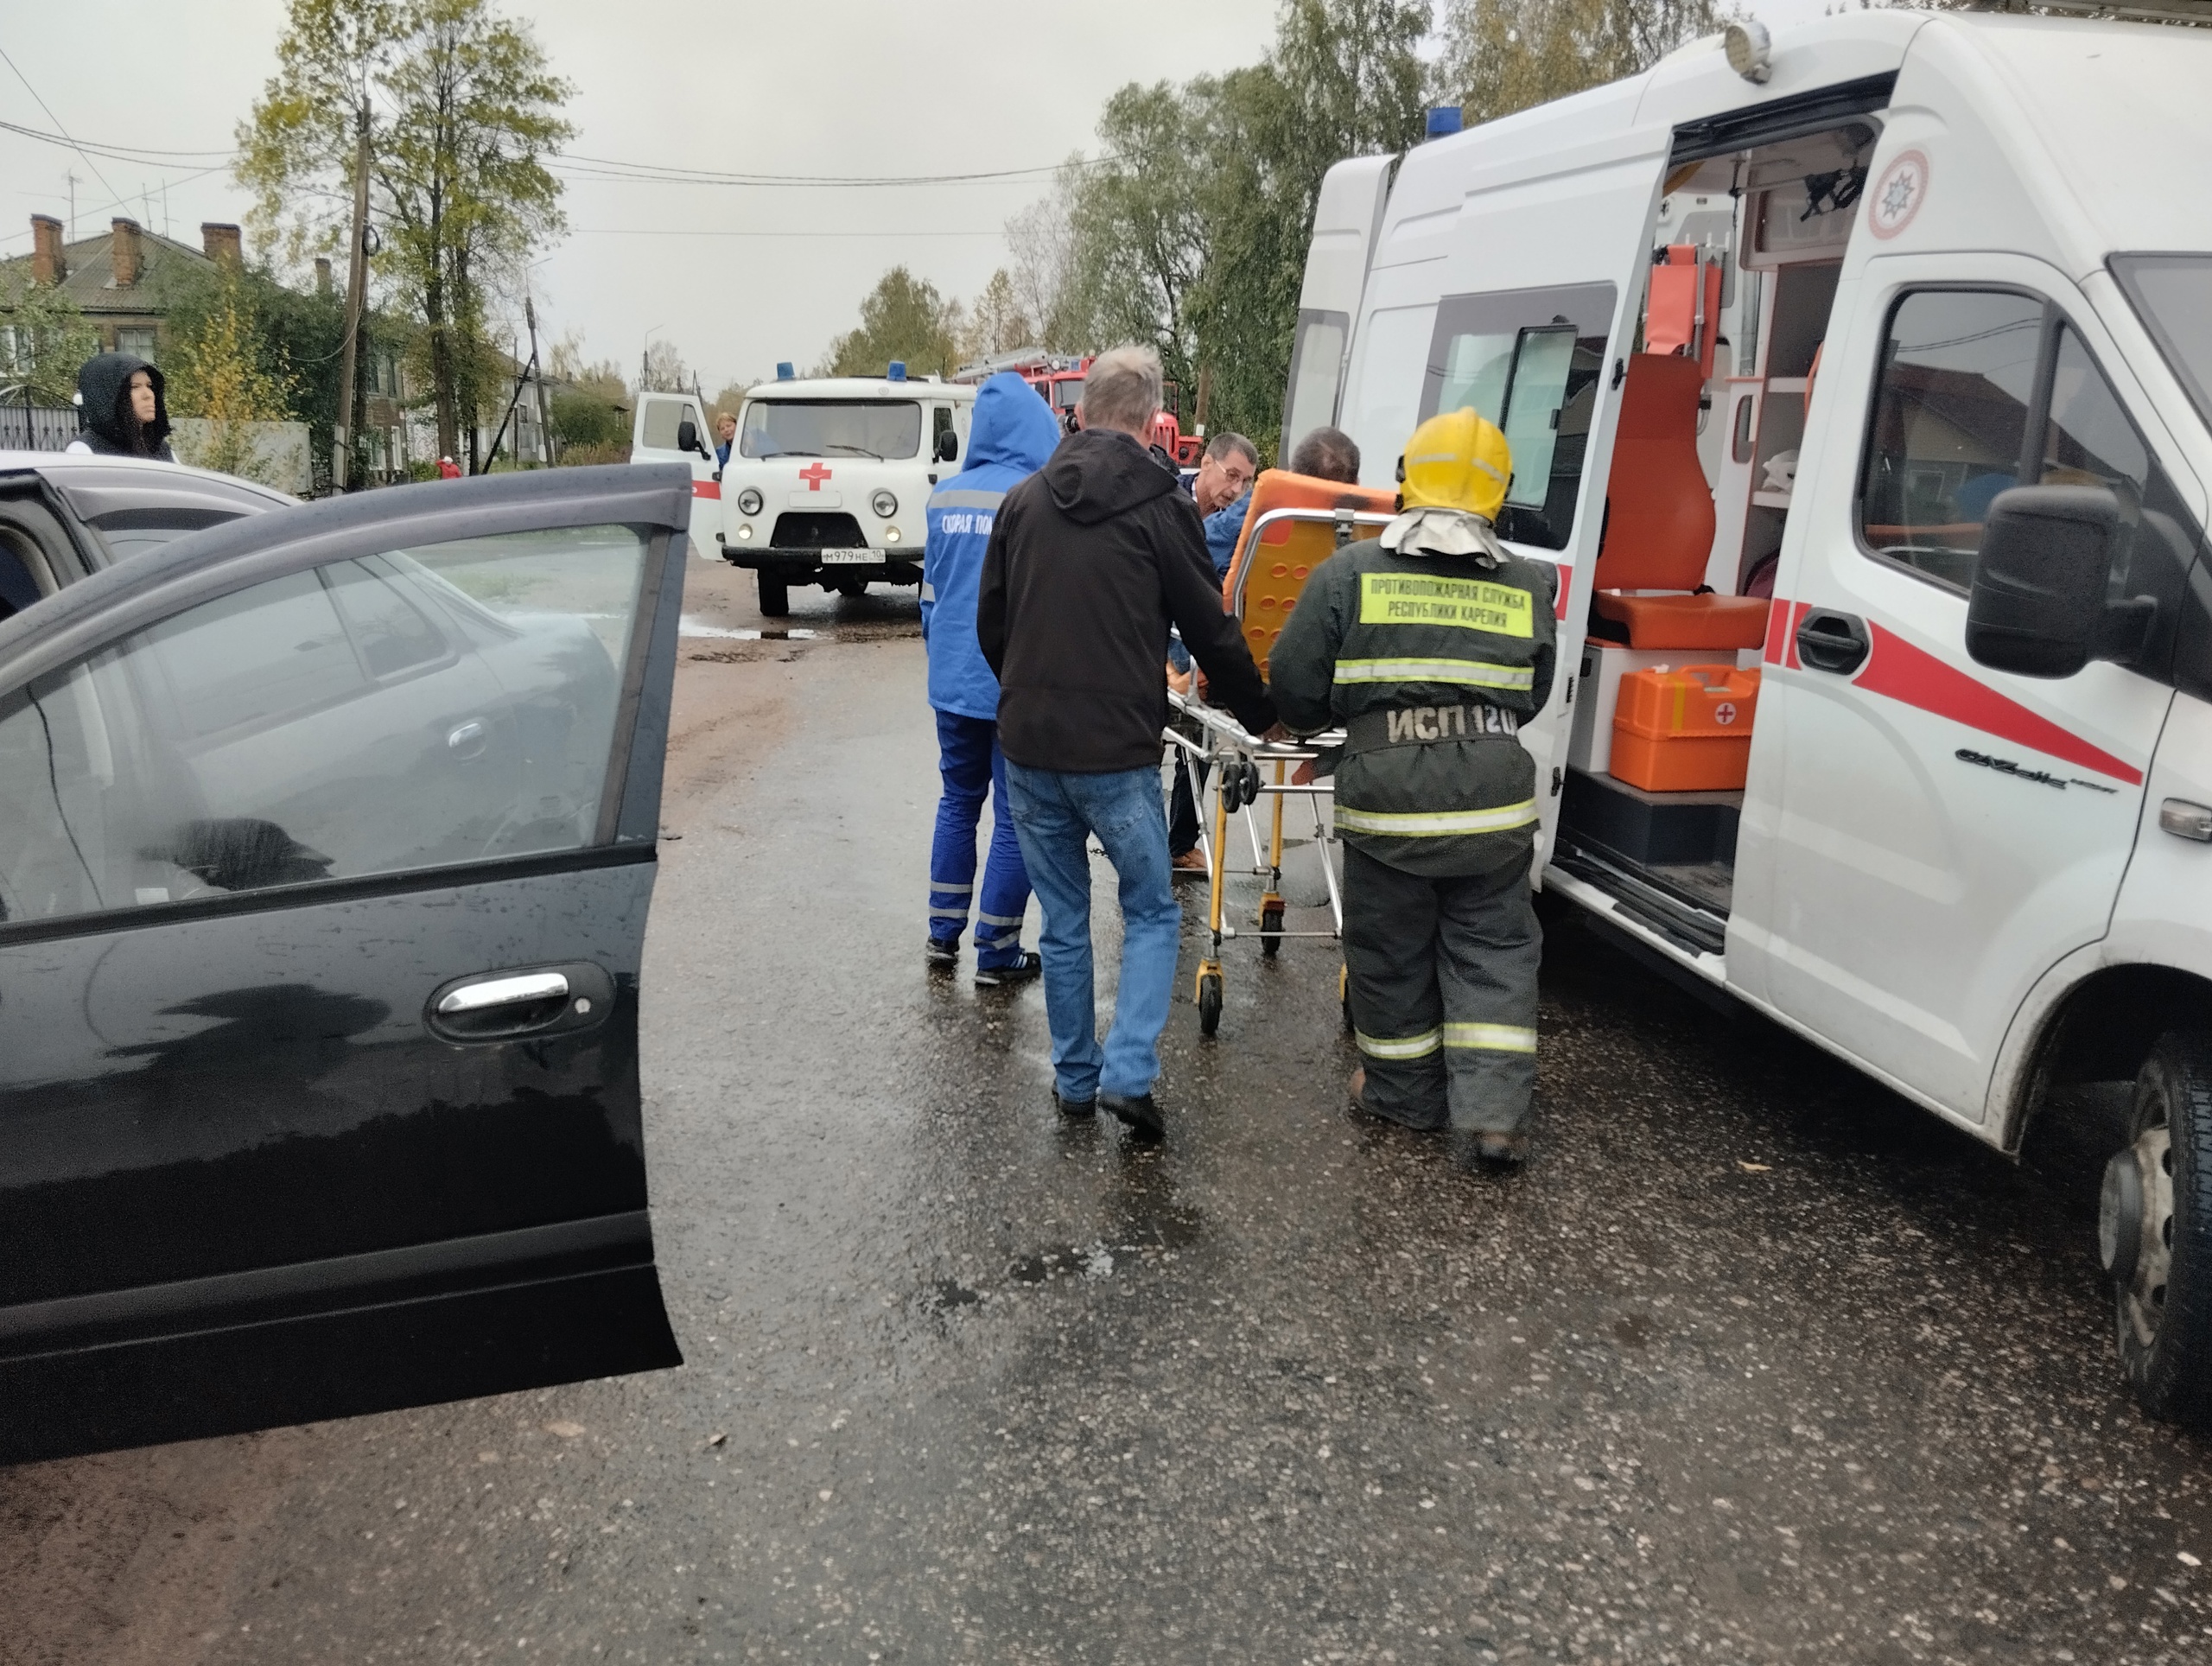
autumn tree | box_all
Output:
[637,338,690,393]
[0,270,99,405]
[960,269,1035,363]
[238,0,574,468]
[823,267,961,378]
[164,274,302,484]
[1432,0,1727,125]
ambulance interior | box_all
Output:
[1552,119,1872,954]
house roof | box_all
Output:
[0,226,218,315]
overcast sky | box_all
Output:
[3,0,1833,396]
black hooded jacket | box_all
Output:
[978,426,1275,773]
[73,353,175,461]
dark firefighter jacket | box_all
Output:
[1269,536,1558,879]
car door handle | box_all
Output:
[447,719,488,760]
[425,961,615,1043]
[1796,608,1871,675]
[438,970,569,1015]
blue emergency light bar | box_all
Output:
[776,361,794,379]
[887,361,907,382]
[1426,106,1463,137]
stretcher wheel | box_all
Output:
[1339,963,1352,1031]
[1260,901,1284,957]
[1198,969,1224,1037]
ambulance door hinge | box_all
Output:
[1563,675,1574,707]
[1611,358,1626,391]
[1550,766,1563,798]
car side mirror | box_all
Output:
[1965,485,2138,679]
[676,418,702,455]
[934,429,958,463]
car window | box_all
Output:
[639,397,688,451]
[1281,308,1349,454]
[0,537,41,623]
[1420,283,1615,550]
[1858,289,2044,591]
[0,525,649,928]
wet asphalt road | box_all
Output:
[7,559,2212,1664]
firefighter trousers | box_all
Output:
[1343,843,1541,1135]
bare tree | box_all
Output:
[1005,158,1089,353]
[637,338,690,393]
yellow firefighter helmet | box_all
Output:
[1396,408,1513,521]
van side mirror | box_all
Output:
[1964,486,2133,679]
[675,417,702,455]
[934,429,958,463]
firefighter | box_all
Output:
[1268,410,1557,1165]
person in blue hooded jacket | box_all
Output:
[923,372,1064,986]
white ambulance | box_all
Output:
[1288,3,2212,1415]
[715,365,974,616]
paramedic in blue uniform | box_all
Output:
[922,372,1065,986]
[1269,410,1557,1167]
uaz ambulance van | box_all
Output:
[716,367,975,617]
[1287,3,2212,1417]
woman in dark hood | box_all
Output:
[66,352,175,461]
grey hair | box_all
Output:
[1205,431,1259,471]
[1288,425,1361,484]
[1078,343,1163,436]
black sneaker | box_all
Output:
[925,937,960,970]
[975,952,1041,989]
[1053,1088,1096,1119]
[1098,1091,1165,1143]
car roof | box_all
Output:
[0,449,296,538]
[0,448,297,505]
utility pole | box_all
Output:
[333,101,372,495]
[64,171,77,241]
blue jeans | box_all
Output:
[1003,760,1181,1103]
[928,710,1031,970]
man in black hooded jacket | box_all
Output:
[66,353,175,461]
[977,343,1276,1143]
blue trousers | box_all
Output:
[1004,760,1181,1103]
[928,710,1032,970]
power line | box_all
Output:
[567,227,1004,238]
[0,48,124,209]
[0,118,235,165]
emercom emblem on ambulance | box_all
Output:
[1359,573,1533,636]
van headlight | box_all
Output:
[736,486,763,515]
[871,488,898,518]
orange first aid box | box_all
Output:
[1609,664,1762,792]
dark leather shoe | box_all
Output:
[1098,1091,1165,1142]
[1052,1089,1095,1119]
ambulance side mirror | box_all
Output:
[1964,486,2122,679]
[934,429,958,463]
[676,417,702,456]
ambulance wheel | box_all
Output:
[2104,1031,2212,1425]
[756,574,789,617]
[1198,970,1224,1037]
[833,579,867,598]
[1260,902,1284,957]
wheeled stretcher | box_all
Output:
[1164,480,1395,1035]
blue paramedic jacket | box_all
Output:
[923,372,1064,721]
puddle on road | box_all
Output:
[679,617,819,641]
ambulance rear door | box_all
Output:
[1746,42,2208,1122]
[1374,97,1672,864]
[1281,155,1395,449]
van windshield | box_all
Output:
[2112,254,2212,434]
[740,399,923,461]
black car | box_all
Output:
[0,450,296,623]
[0,464,693,1466]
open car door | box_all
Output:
[0,464,691,1466]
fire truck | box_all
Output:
[954,351,1205,466]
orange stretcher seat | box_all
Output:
[1591,353,1766,652]
[1222,469,1396,677]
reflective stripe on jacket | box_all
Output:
[1268,537,1558,878]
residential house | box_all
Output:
[3,214,240,362]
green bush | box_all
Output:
[549,388,627,450]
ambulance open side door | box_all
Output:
[1280,156,1395,448]
[1402,116,1673,868]
[632,391,720,560]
